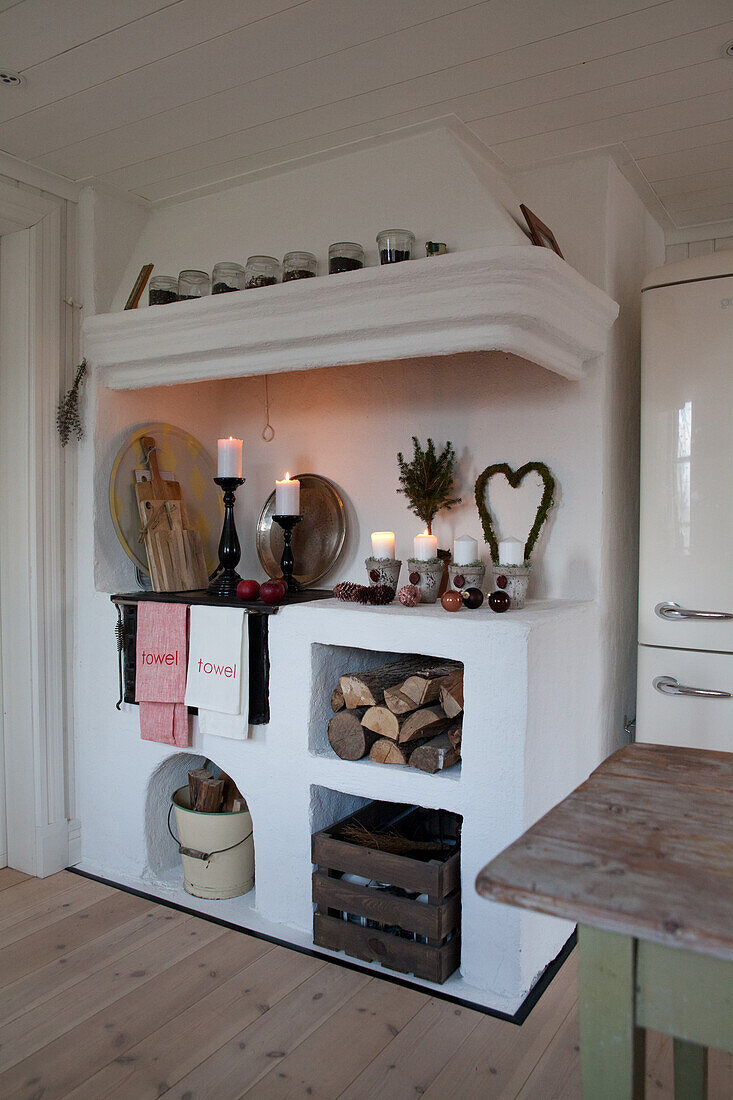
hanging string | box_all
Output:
[262,374,275,441]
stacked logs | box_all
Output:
[187,768,246,813]
[327,657,463,774]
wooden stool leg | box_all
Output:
[578,925,646,1099]
[673,1039,707,1100]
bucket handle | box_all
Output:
[167,804,253,862]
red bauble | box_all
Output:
[441,590,463,612]
[462,587,484,609]
[236,579,260,601]
[260,579,285,605]
[495,574,508,589]
[488,590,511,613]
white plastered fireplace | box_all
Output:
[71,138,663,1013]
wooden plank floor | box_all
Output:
[0,869,730,1099]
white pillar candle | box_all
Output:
[217,437,243,478]
[413,529,438,561]
[371,531,395,559]
[453,534,478,566]
[499,536,525,565]
[275,472,300,515]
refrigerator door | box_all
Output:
[637,645,733,750]
[639,272,733,652]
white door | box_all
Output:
[638,267,733,653]
[637,645,733,751]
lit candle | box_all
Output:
[371,531,395,559]
[413,529,438,561]
[453,534,478,566]
[275,472,300,515]
[499,536,525,565]
[217,437,243,478]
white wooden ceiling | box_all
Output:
[0,0,731,228]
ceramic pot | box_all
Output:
[448,563,486,592]
[365,558,402,591]
[491,564,531,609]
[406,559,444,604]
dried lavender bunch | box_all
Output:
[56,360,87,446]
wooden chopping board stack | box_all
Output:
[136,435,209,591]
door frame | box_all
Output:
[0,176,75,875]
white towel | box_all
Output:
[185,606,245,714]
[198,617,250,741]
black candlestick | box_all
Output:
[272,514,304,593]
[208,476,245,598]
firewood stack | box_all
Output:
[327,657,463,774]
[187,768,246,813]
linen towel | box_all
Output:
[135,603,188,703]
[198,616,250,740]
[185,606,246,715]
[135,603,189,746]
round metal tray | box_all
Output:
[256,474,346,586]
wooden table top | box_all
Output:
[476,743,733,959]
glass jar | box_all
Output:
[376,229,414,265]
[211,261,245,293]
[328,242,364,274]
[177,269,211,300]
[148,275,178,306]
[245,255,280,289]
[282,251,317,281]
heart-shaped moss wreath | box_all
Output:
[474,461,556,565]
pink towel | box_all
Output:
[135,603,190,746]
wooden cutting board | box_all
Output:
[136,436,208,591]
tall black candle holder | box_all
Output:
[208,476,245,598]
[272,514,304,593]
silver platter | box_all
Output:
[256,473,346,586]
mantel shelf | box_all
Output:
[84,246,618,390]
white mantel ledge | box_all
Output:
[85,246,619,390]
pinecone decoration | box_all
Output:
[333,581,361,602]
[368,584,395,606]
[354,585,372,604]
[398,584,422,607]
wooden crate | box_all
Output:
[312,800,461,984]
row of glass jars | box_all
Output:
[149,230,419,304]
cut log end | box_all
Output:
[409,731,461,774]
[327,707,376,760]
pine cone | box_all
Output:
[398,584,422,607]
[354,585,372,604]
[368,584,395,605]
[333,581,360,601]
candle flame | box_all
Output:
[284,471,290,481]
[422,528,429,536]
[229,436,234,440]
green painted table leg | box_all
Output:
[673,1039,707,1100]
[578,925,646,1100]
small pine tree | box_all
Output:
[396,437,461,535]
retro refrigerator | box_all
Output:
[636,251,733,750]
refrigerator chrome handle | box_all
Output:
[653,675,731,700]
[655,601,733,621]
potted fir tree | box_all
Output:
[397,437,461,603]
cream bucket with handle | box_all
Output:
[169,785,254,899]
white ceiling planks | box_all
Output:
[0,0,731,228]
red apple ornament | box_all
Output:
[260,579,285,605]
[236,579,260,601]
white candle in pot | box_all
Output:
[453,534,478,566]
[371,531,395,559]
[275,472,300,515]
[413,530,438,561]
[217,437,243,478]
[499,536,525,565]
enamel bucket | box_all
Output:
[169,786,254,899]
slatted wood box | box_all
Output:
[312,800,461,984]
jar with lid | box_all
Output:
[211,261,245,293]
[282,251,317,281]
[148,275,178,306]
[376,229,414,264]
[328,242,364,274]
[177,269,211,300]
[245,255,280,289]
